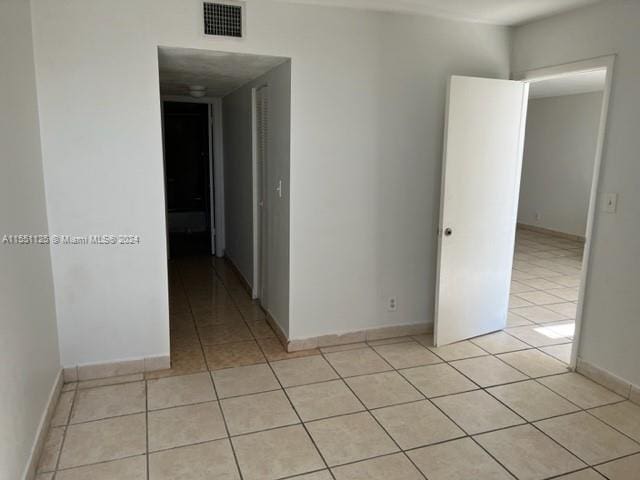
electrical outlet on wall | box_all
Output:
[387,296,397,312]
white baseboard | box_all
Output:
[517,222,586,242]
[286,322,433,352]
[63,354,171,382]
[22,369,63,480]
[576,358,639,404]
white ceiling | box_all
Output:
[276,0,603,25]
[529,69,606,99]
[158,47,288,97]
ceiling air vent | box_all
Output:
[203,2,244,38]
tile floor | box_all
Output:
[37,231,640,479]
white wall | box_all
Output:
[513,0,640,386]
[223,84,256,285]
[223,61,291,334]
[30,0,509,365]
[518,92,602,237]
[0,0,61,478]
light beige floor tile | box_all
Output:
[212,363,280,398]
[427,340,488,361]
[547,287,580,301]
[511,270,537,281]
[306,412,398,466]
[519,278,564,290]
[270,356,338,387]
[590,401,640,443]
[540,344,573,364]
[37,426,64,472]
[507,311,535,327]
[197,322,253,345]
[221,390,299,435]
[35,474,54,480]
[58,413,146,469]
[232,425,324,480]
[286,379,364,421]
[147,372,215,410]
[203,340,267,370]
[548,276,582,288]
[596,453,640,479]
[320,342,368,353]
[148,401,227,452]
[545,320,576,339]
[149,439,240,480]
[510,280,537,293]
[408,437,514,480]
[345,371,423,409]
[538,373,624,409]
[399,363,478,398]
[372,400,464,449]
[78,374,143,390]
[290,471,333,480]
[488,380,579,421]
[471,331,530,354]
[506,325,571,347]
[332,453,423,480]
[510,295,534,308]
[367,336,414,347]
[246,320,276,339]
[51,391,75,426]
[536,412,640,465]
[450,356,527,387]
[475,424,586,480]
[325,348,392,377]
[56,455,146,480]
[412,333,433,347]
[510,305,569,323]
[554,470,606,480]
[497,349,569,378]
[516,291,566,306]
[70,381,145,423]
[546,302,578,317]
[433,390,524,434]
[372,341,441,369]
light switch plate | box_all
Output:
[601,193,618,213]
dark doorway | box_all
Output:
[163,101,212,257]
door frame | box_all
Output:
[512,55,616,370]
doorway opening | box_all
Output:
[157,47,292,375]
[163,101,213,258]
[508,67,608,367]
[511,57,614,370]
[434,57,614,376]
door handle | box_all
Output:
[444,228,453,237]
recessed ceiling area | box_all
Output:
[275,0,603,25]
[158,47,288,98]
[529,69,606,99]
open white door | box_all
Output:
[434,75,529,347]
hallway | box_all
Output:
[157,256,318,380]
